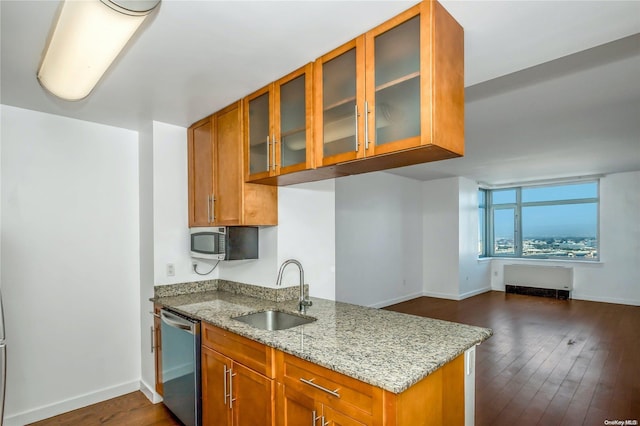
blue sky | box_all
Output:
[492,182,598,238]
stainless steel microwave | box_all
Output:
[190,226,258,261]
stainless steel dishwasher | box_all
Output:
[160,309,201,426]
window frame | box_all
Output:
[480,180,600,261]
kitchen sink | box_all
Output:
[232,310,316,331]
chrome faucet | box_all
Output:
[276,259,312,314]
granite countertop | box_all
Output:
[152,289,492,394]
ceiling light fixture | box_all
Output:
[37,0,160,101]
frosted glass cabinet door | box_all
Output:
[322,48,358,158]
[248,92,270,176]
[373,15,421,146]
[279,74,307,169]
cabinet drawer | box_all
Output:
[281,353,380,421]
[202,322,275,378]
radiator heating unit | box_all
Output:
[504,264,573,300]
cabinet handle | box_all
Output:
[272,133,277,171]
[364,101,370,151]
[354,104,360,152]
[229,367,236,409]
[223,365,229,405]
[300,378,340,398]
[312,410,319,426]
[150,326,154,353]
[210,194,215,223]
[266,135,270,171]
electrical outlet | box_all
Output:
[166,263,175,277]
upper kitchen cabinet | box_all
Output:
[244,63,314,185]
[188,101,277,227]
[187,115,215,227]
[315,1,464,173]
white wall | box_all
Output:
[422,177,461,299]
[278,179,336,300]
[220,180,336,300]
[335,172,423,307]
[490,171,640,306]
[138,121,157,402]
[0,105,141,425]
[458,177,492,298]
[151,121,209,285]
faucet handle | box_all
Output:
[299,298,312,314]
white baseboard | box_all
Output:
[369,291,424,308]
[459,287,492,300]
[570,293,640,306]
[3,380,140,426]
[140,379,163,404]
[422,290,462,300]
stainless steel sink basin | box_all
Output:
[232,310,316,331]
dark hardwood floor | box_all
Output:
[28,391,181,426]
[386,291,640,426]
[30,291,639,425]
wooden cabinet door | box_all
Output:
[323,406,370,426]
[363,1,463,159]
[314,36,366,168]
[188,116,214,227]
[277,384,317,426]
[214,102,242,225]
[364,4,422,157]
[231,362,274,426]
[274,63,314,176]
[202,347,232,426]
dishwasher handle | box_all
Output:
[161,309,197,334]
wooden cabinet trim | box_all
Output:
[153,304,163,396]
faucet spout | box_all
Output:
[275,259,312,314]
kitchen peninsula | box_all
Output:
[152,282,492,425]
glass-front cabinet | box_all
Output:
[315,2,463,167]
[246,90,271,180]
[314,38,365,166]
[245,63,314,182]
[369,15,421,149]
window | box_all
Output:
[479,181,599,260]
[478,189,487,256]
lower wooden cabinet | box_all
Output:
[278,384,369,426]
[198,323,465,426]
[202,346,274,426]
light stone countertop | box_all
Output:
[152,290,492,394]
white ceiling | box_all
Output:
[1,0,639,185]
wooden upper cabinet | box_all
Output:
[314,37,366,167]
[188,116,215,227]
[188,102,277,227]
[316,1,464,170]
[245,63,314,184]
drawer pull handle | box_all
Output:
[300,378,340,398]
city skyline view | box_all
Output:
[483,181,599,259]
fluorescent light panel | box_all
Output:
[37,0,156,101]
